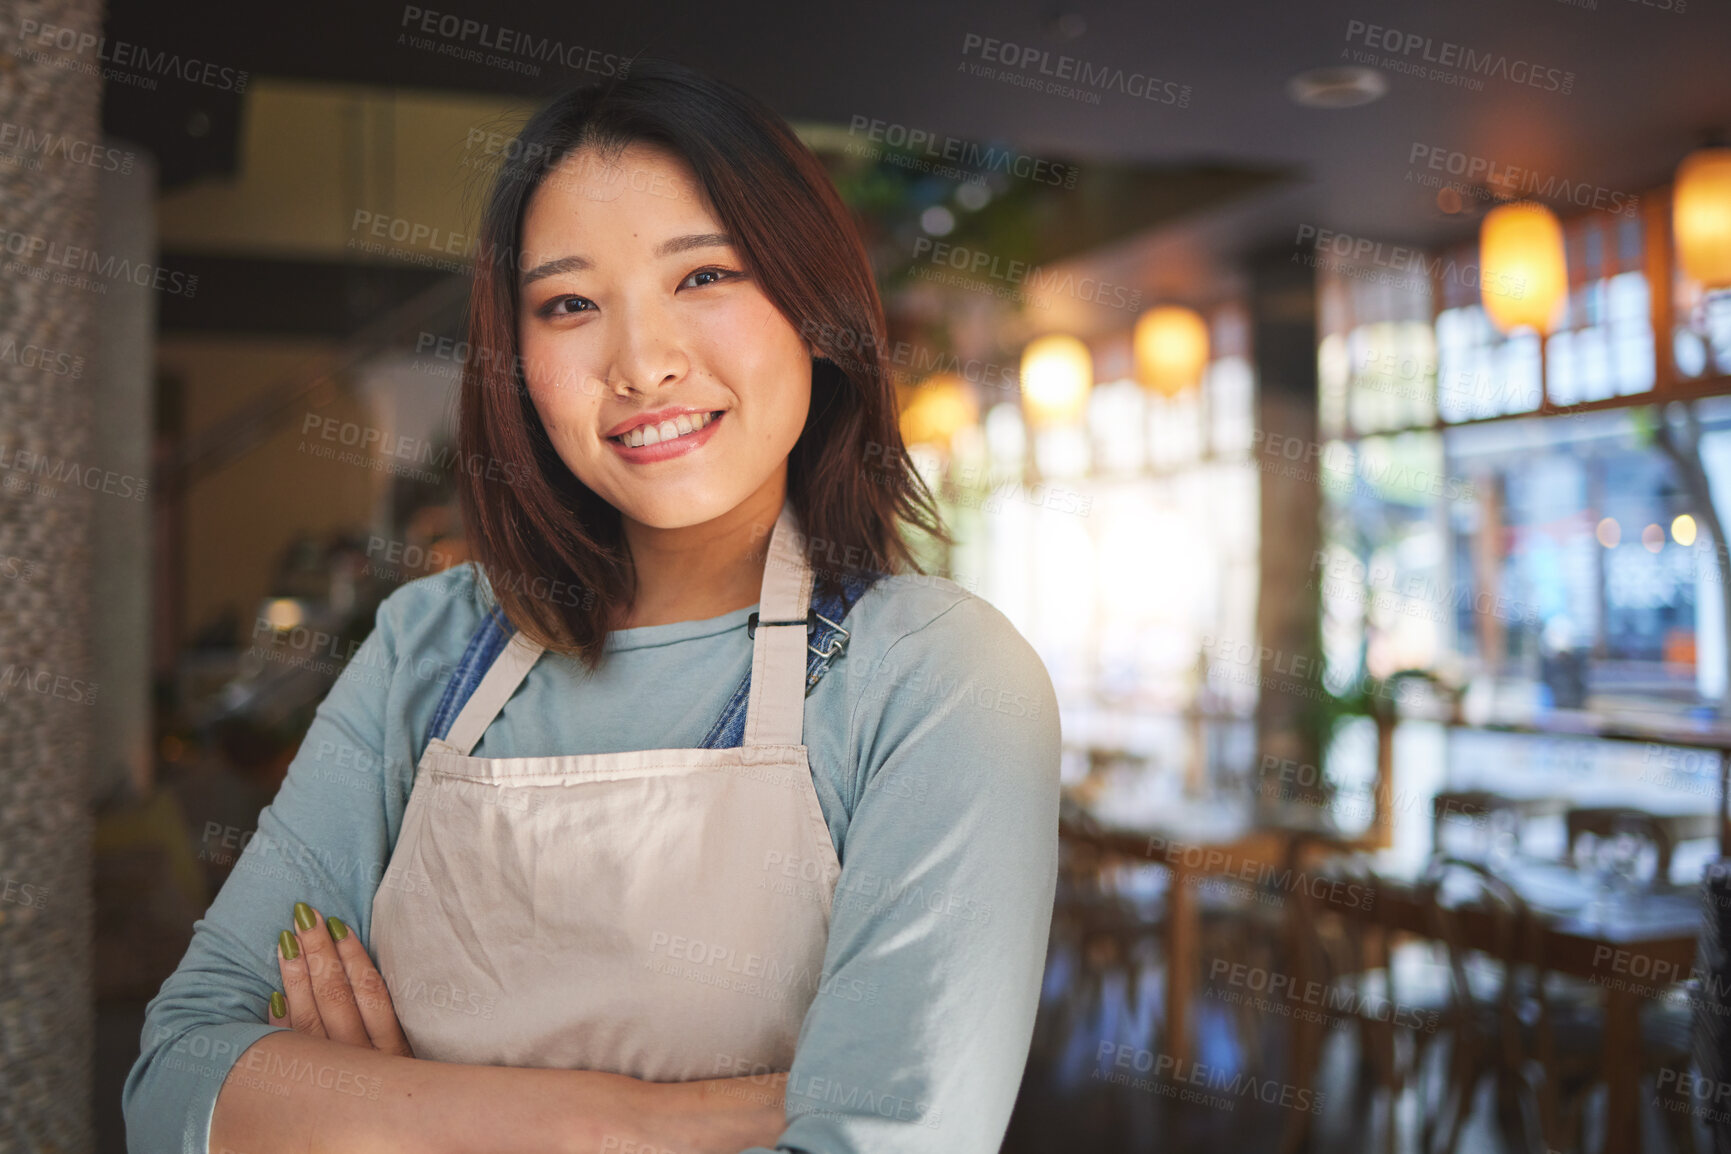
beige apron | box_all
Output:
[371,500,843,1081]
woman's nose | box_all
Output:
[607,300,689,395]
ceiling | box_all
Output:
[104,0,1731,327]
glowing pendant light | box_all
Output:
[1479,201,1569,334]
[899,374,979,449]
[1133,306,1210,397]
[1020,334,1092,426]
[1675,147,1731,289]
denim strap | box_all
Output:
[426,572,878,749]
[699,572,877,749]
[426,604,515,744]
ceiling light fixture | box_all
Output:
[1285,67,1388,109]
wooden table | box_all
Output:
[1423,708,1731,855]
[1060,795,1357,1066]
[1325,861,1700,1153]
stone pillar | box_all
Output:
[0,0,105,1150]
[1249,244,1326,798]
[92,147,157,807]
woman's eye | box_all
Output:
[681,267,740,290]
[538,295,594,318]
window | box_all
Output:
[948,306,1259,785]
[1443,403,1731,712]
[1545,214,1652,405]
[1430,211,1653,419]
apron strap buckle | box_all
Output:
[746,609,810,639]
[746,609,851,666]
[810,610,850,664]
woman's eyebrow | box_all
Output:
[519,255,589,288]
[655,231,732,258]
[518,233,735,288]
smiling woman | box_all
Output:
[507,142,815,624]
[124,58,1061,1154]
[460,63,942,653]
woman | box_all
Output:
[124,58,1060,1154]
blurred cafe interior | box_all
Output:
[11,0,1731,1151]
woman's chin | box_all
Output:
[605,485,742,532]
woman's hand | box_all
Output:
[643,1071,789,1153]
[265,901,786,1148]
[268,900,414,1058]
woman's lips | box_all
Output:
[606,410,724,463]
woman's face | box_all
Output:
[515,142,813,531]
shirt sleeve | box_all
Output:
[739,594,1061,1153]
[122,592,412,1154]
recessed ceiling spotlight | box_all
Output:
[1046,11,1087,39]
[1285,67,1388,109]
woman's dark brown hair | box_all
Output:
[456,57,950,671]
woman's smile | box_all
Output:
[514,141,813,530]
[606,408,727,462]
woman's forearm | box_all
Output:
[208,1030,784,1154]
[209,1030,636,1154]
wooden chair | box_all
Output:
[1640,985,1700,1154]
[1194,849,1296,1076]
[1416,856,1607,1154]
[1279,851,1437,1154]
[1430,790,1566,862]
[1340,855,1457,1152]
[1563,805,1710,1152]
[1055,797,1284,1147]
[1048,802,1169,1144]
[1564,805,1717,886]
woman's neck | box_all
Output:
[613,477,788,630]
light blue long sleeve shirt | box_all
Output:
[122,560,1061,1153]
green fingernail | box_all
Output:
[278,929,300,960]
[326,915,349,942]
[293,901,317,931]
[270,990,287,1018]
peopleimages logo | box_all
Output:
[0,121,135,174]
[0,445,148,501]
[1095,1043,1325,1114]
[1293,223,1528,302]
[1342,19,1575,94]
[910,237,1143,312]
[0,337,84,379]
[846,116,1078,189]
[0,228,197,297]
[960,32,1192,107]
[1407,144,1638,218]
[397,5,631,77]
[15,18,249,92]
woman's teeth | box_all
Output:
[615,411,717,448]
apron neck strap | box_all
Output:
[742,499,813,747]
[435,498,813,757]
[437,627,543,757]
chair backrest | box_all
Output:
[1416,857,1535,1063]
[1285,850,1347,994]
[1431,790,1526,858]
[1056,800,1118,901]
[1284,847,1400,1014]
[1418,857,1587,1151]
[1565,805,1674,882]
